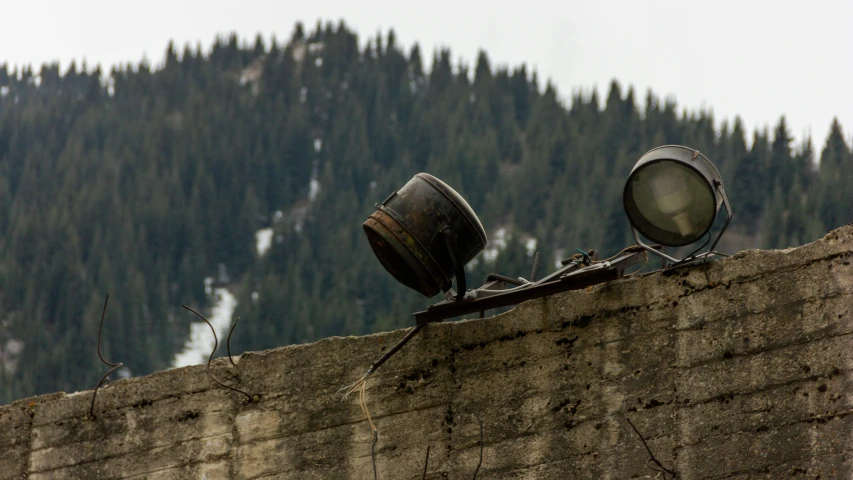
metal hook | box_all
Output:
[181,305,255,402]
[90,294,124,419]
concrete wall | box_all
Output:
[2,224,852,480]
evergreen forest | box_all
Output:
[1,21,851,403]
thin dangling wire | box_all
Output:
[226,316,240,367]
[90,294,124,419]
[181,305,254,402]
[339,323,426,431]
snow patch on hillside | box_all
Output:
[525,238,538,257]
[483,227,508,263]
[255,228,273,256]
[309,179,320,201]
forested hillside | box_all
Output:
[1,21,850,403]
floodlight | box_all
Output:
[623,145,732,265]
[363,173,487,298]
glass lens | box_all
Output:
[625,161,716,246]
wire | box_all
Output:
[622,251,649,277]
[422,445,430,479]
[371,429,379,480]
[677,231,712,266]
[365,324,425,376]
[625,416,676,479]
[484,273,525,286]
[181,305,254,402]
[90,294,124,419]
[472,412,484,479]
[597,245,646,264]
[226,317,240,367]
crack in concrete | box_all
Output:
[28,431,233,476]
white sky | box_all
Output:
[2,0,851,148]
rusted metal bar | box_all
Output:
[414,250,647,325]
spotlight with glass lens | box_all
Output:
[623,145,732,265]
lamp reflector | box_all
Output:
[624,149,720,247]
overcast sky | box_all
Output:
[2,0,851,149]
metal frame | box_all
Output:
[624,146,733,268]
[413,245,649,325]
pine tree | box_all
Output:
[731,129,768,233]
[769,116,794,191]
[760,182,786,249]
[817,119,852,229]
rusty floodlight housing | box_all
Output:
[624,145,732,266]
[363,173,487,298]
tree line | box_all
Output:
[0,21,850,402]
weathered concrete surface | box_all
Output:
[2,224,852,480]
